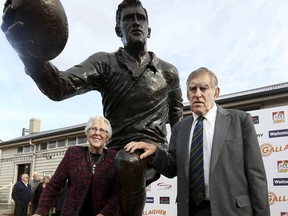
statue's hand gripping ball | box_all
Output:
[1,0,68,61]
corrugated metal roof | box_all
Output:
[218,82,288,100]
[0,123,86,146]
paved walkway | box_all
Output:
[0,204,14,216]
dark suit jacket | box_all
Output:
[152,105,270,216]
[12,180,31,204]
[35,146,119,216]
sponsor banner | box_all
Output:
[260,143,288,157]
[269,129,288,138]
[273,178,288,186]
[142,209,167,216]
[159,197,170,204]
[157,182,172,190]
[272,111,285,124]
[277,160,288,173]
[143,125,177,216]
[268,191,288,205]
[252,115,259,124]
[144,175,177,216]
[250,106,288,216]
[146,197,154,204]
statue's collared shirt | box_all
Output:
[29,48,183,150]
[104,48,183,149]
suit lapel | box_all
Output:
[210,106,231,174]
[180,116,194,179]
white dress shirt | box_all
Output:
[189,103,217,200]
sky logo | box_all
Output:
[272,111,285,124]
[277,160,288,173]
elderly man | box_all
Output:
[126,67,270,216]
[1,0,183,215]
[29,172,41,214]
[12,173,32,216]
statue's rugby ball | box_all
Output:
[12,0,68,60]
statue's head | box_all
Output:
[116,0,149,28]
[115,0,151,48]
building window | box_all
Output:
[57,139,66,148]
[68,137,76,146]
[78,136,87,145]
[37,136,86,151]
[40,143,47,151]
[48,141,56,149]
[17,145,32,154]
[17,147,23,154]
[23,146,32,153]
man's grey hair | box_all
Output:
[186,67,218,89]
[32,171,39,177]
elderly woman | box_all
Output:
[33,116,119,216]
[33,176,50,214]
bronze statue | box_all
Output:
[2,0,183,215]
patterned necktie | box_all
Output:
[190,115,205,205]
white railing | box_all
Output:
[0,183,13,204]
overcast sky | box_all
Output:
[1,0,288,141]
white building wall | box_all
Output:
[34,149,66,178]
[0,147,33,202]
[0,147,18,184]
[0,147,67,202]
